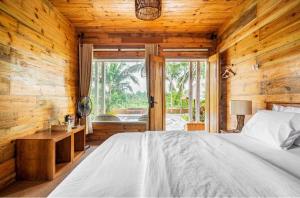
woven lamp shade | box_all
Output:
[135,0,161,21]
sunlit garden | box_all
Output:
[90,60,148,122]
[165,61,206,130]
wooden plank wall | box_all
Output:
[87,32,214,59]
[83,32,214,49]
[0,0,77,189]
[94,50,210,59]
[218,0,300,129]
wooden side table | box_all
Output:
[185,122,205,131]
[16,126,85,181]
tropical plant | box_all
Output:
[166,61,207,122]
[125,62,146,77]
[105,62,144,112]
[166,62,189,108]
[177,62,206,93]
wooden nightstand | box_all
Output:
[16,126,85,181]
[220,129,240,133]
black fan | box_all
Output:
[77,96,92,125]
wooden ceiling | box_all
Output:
[49,0,241,34]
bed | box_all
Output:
[49,102,300,197]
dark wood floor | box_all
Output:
[0,141,102,197]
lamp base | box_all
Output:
[236,115,245,131]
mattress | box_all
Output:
[49,131,300,197]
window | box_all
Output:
[90,59,148,122]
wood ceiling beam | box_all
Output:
[94,51,145,59]
[160,51,209,59]
[82,32,215,49]
[93,44,145,49]
[93,50,209,59]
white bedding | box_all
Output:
[49,131,300,197]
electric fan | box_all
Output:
[76,96,92,125]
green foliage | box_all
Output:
[90,61,148,118]
[165,62,206,109]
[166,62,189,92]
[181,114,189,121]
[166,91,188,109]
[109,91,148,111]
[105,62,148,112]
[106,62,138,93]
[90,60,207,122]
[124,91,148,108]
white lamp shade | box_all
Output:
[231,100,252,115]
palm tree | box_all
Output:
[166,62,206,111]
[176,62,206,93]
[125,62,146,77]
[165,62,189,110]
[105,62,142,112]
[177,63,194,93]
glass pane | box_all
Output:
[200,62,206,122]
[165,61,206,131]
[165,61,190,131]
[90,60,148,123]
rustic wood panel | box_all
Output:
[218,0,300,52]
[83,32,214,50]
[94,51,145,59]
[160,51,209,59]
[0,0,77,190]
[208,53,220,132]
[93,50,209,59]
[0,159,15,190]
[49,0,240,34]
[88,122,147,142]
[89,32,213,59]
[149,55,165,131]
[219,55,227,131]
[266,102,300,110]
[218,0,300,130]
[221,4,257,41]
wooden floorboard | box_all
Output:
[0,142,101,197]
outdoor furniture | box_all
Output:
[185,122,205,131]
[95,114,121,122]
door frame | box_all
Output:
[206,53,220,133]
[148,55,166,131]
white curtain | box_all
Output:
[79,43,93,134]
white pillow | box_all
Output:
[272,106,300,146]
[272,104,284,111]
[272,104,300,113]
[242,110,300,149]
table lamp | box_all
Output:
[231,100,252,131]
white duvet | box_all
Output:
[49,131,300,197]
